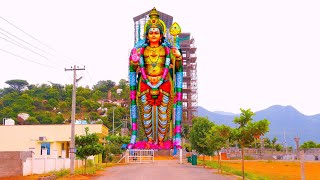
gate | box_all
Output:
[120,149,154,163]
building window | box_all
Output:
[183,93,187,99]
[183,82,187,89]
[41,142,50,155]
[183,102,187,108]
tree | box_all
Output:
[35,112,53,124]
[105,135,130,163]
[93,80,116,93]
[105,106,129,132]
[24,117,40,125]
[189,117,214,167]
[92,90,103,101]
[271,137,278,149]
[233,108,270,180]
[77,87,92,99]
[53,114,64,124]
[206,124,232,173]
[75,127,104,173]
[181,124,190,140]
[300,141,318,149]
[0,88,15,97]
[5,79,29,92]
[118,79,128,89]
[81,100,100,112]
[275,143,284,151]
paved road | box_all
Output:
[93,160,237,180]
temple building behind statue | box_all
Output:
[133,9,198,126]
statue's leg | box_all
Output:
[157,93,170,144]
[141,94,153,142]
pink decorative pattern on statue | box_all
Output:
[132,123,137,131]
[176,92,182,101]
[140,47,145,54]
[130,48,140,63]
[140,68,148,79]
[162,68,169,79]
[175,125,181,133]
[130,90,136,100]
[165,47,170,54]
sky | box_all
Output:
[0,0,320,115]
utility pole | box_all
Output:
[113,107,115,135]
[294,136,300,159]
[65,65,85,175]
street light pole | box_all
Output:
[113,107,115,135]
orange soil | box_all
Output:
[154,156,176,160]
[220,160,320,179]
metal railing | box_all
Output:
[120,149,154,163]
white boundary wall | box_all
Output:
[22,150,83,175]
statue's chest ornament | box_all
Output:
[149,49,160,68]
[139,46,171,89]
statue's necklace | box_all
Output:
[148,46,160,68]
[139,46,171,89]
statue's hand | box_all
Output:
[130,48,140,63]
[172,47,181,59]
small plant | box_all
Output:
[244,155,255,160]
[87,159,94,167]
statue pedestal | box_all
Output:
[154,149,171,157]
[154,149,177,160]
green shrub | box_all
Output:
[244,155,255,160]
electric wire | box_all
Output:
[0,16,80,72]
[0,27,55,57]
[0,48,58,69]
[84,70,95,88]
[0,20,77,68]
[0,16,54,51]
[0,34,68,70]
[79,71,92,88]
[0,34,54,65]
[0,16,95,87]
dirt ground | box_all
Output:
[0,171,105,180]
[220,160,320,179]
[3,159,319,179]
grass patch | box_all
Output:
[48,163,109,178]
[199,160,269,180]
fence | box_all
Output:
[123,149,154,163]
[223,147,320,161]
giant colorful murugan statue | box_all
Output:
[128,8,183,149]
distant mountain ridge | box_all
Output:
[198,105,320,146]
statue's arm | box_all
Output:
[170,48,183,71]
[129,48,140,72]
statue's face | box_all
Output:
[148,28,162,44]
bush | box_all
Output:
[107,155,113,162]
[244,155,255,160]
[87,159,94,167]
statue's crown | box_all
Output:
[149,7,159,18]
[144,7,166,35]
